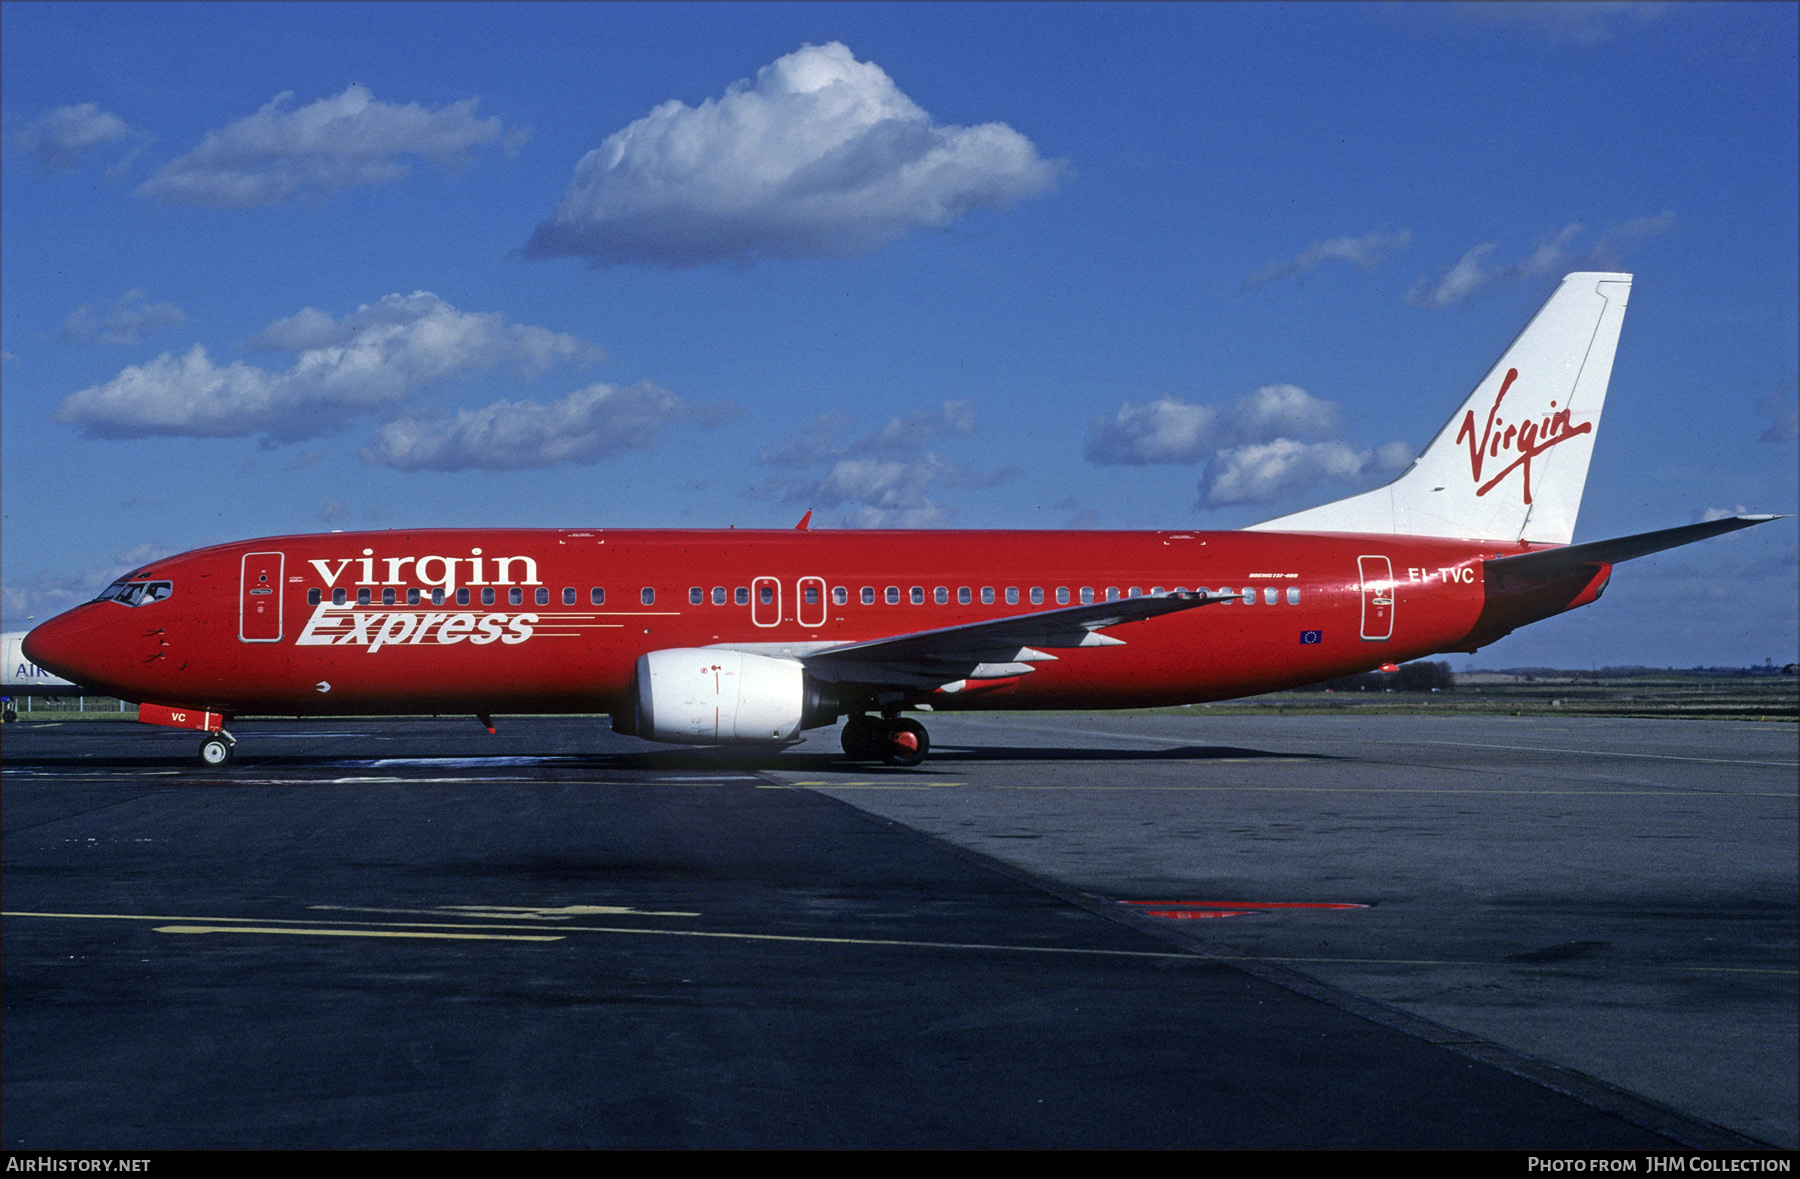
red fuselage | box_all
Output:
[22,527,1606,721]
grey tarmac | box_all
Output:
[1,712,1792,1149]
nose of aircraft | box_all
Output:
[21,606,104,685]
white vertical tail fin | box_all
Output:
[1247,272,1632,544]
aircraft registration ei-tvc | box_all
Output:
[21,272,1782,767]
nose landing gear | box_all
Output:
[198,731,236,766]
[841,714,930,767]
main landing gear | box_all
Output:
[841,713,930,768]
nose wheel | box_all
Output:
[841,714,930,767]
[198,732,236,766]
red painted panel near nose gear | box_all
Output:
[139,703,228,732]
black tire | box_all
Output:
[841,715,881,759]
[880,717,930,768]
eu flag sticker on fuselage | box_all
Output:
[1299,630,1323,644]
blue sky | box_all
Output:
[4,1,1795,668]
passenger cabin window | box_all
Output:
[1241,587,1254,603]
[358,588,372,606]
[483,589,496,605]
[1056,588,1070,605]
[832,587,847,605]
[805,585,821,605]
[910,587,925,605]
[591,588,605,605]
[1032,588,1045,605]
[431,588,445,605]
[713,587,727,605]
[758,585,774,604]
[1006,587,1019,605]
[1287,587,1300,605]
[934,587,948,604]
[382,588,396,605]
[862,587,875,605]
[690,587,704,605]
[564,588,577,606]
[958,587,972,604]
[333,588,348,605]
[408,588,422,605]
[459,588,472,605]
[308,588,321,605]
[1105,587,1118,601]
[1080,587,1095,604]
[982,587,995,605]
[642,587,656,605]
[1264,587,1277,605]
[736,587,749,605]
[886,587,900,604]
[509,588,524,606]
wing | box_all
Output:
[1483,514,1782,580]
[718,590,1237,691]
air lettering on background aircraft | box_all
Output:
[1455,368,1592,504]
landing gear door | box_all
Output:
[1358,555,1393,641]
[240,551,285,642]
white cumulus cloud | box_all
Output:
[362,382,735,471]
[60,290,190,345]
[524,42,1061,267]
[54,293,599,442]
[1404,242,1499,310]
[1085,384,1343,465]
[1406,215,1675,308]
[14,103,132,171]
[1086,384,1410,507]
[753,400,1005,527]
[1083,396,1219,465]
[137,84,509,207]
[1203,439,1379,506]
[1243,228,1411,289]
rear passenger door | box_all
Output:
[1357,555,1393,641]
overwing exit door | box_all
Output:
[1358,555,1393,641]
[796,576,827,628]
[751,576,781,628]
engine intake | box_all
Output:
[627,649,837,745]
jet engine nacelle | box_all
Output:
[627,648,837,745]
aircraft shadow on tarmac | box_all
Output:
[1,742,1336,773]
[623,744,1340,772]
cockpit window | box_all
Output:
[95,577,174,607]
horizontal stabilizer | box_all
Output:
[1483,515,1783,580]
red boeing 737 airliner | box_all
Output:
[22,273,1780,766]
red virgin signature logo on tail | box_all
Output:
[1455,368,1590,504]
